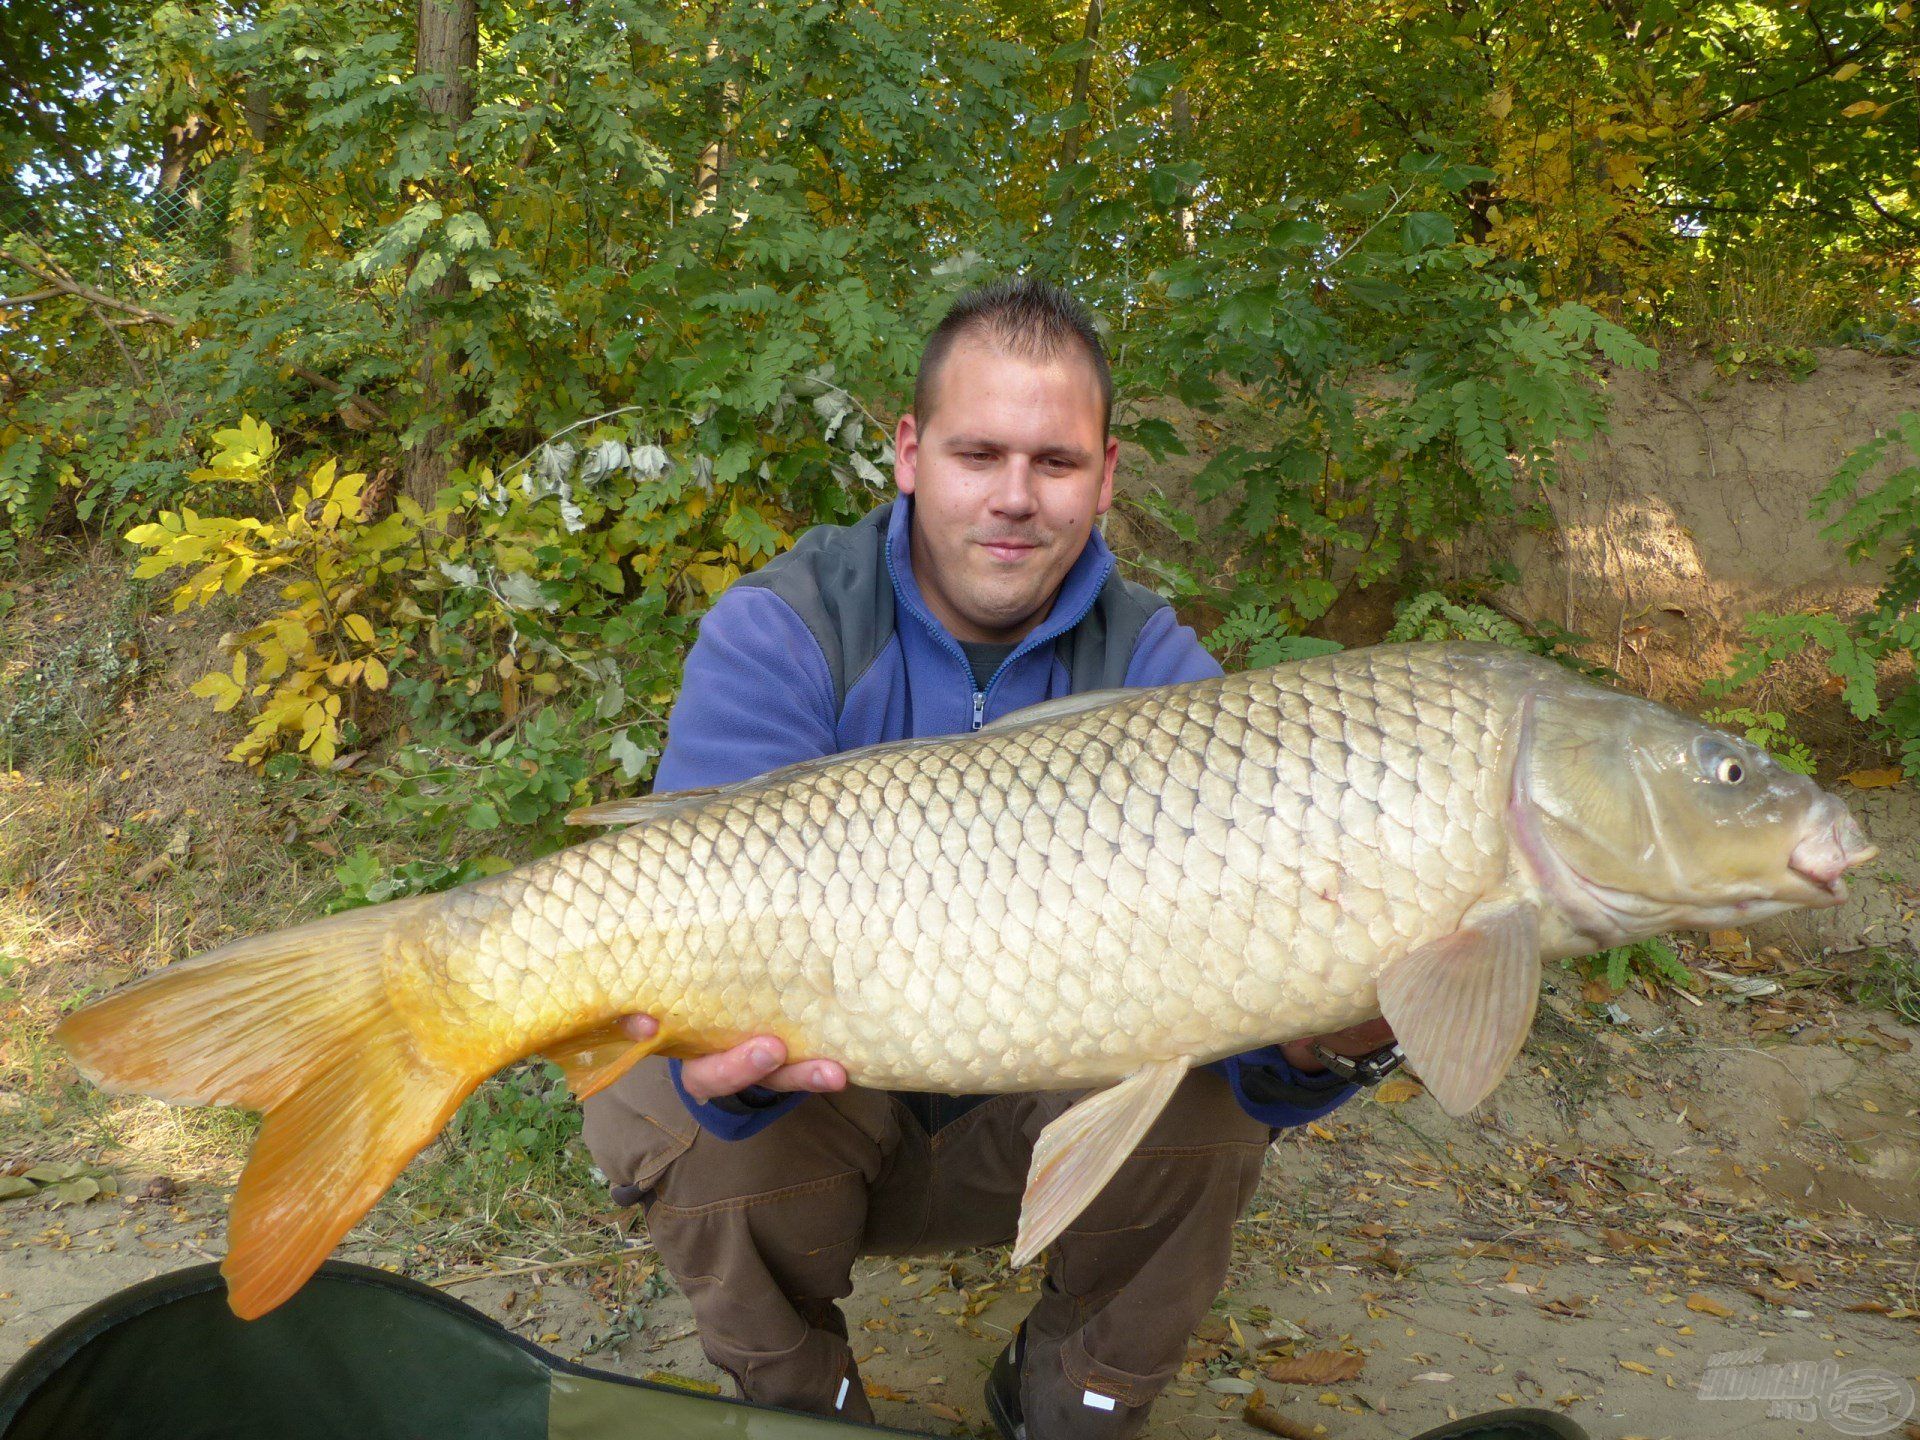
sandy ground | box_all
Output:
[4,975,1915,1440]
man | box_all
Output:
[582,278,1399,1440]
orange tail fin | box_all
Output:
[52,899,481,1319]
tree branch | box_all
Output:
[6,250,395,426]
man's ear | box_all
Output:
[1096,434,1119,515]
[895,413,920,496]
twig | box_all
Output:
[430,1247,645,1288]
[640,1323,699,1352]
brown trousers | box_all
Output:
[582,1060,1272,1440]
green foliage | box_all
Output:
[439,1062,590,1192]
[1382,590,1605,677]
[1712,413,1920,778]
[1700,706,1817,776]
[323,845,512,913]
[1585,935,1693,995]
[1852,948,1920,1027]
[1203,606,1343,670]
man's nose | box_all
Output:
[988,458,1039,517]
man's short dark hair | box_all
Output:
[914,277,1113,436]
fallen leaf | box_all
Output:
[1686,1293,1734,1318]
[1364,1246,1410,1276]
[1842,768,1904,789]
[1866,1024,1913,1054]
[923,1402,964,1423]
[645,1371,721,1395]
[1264,1351,1365,1385]
[1619,1360,1656,1375]
[1243,1398,1316,1439]
[1372,1077,1424,1104]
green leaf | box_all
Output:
[1400,212,1455,253]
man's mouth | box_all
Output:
[978,538,1039,562]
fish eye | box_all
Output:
[1715,756,1744,785]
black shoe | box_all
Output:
[984,1325,1027,1440]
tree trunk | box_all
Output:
[155,115,210,236]
[406,0,477,509]
[1056,0,1102,222]
[1059,0,1102,168]
[690,3,736,220]
[1170,87,1196,252]
[226,88,277,278]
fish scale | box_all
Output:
[402,642,1515,1091]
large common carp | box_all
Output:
[56,642,1874,1318]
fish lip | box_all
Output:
[1785,862,1848,906]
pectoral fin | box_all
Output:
[541,1021,670,1101]
[1011,1055,1193,1267]
[1376,899,1541,1116]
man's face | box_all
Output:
[894,337,1118,646]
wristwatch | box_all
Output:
[1308,1040,1404,1086]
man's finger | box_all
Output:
[757,1059,848,1094]
[680,1037,788,1103]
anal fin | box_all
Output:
[1011,1055,1193,1267]
[1376,898,1541,1116]
[541,1021,670,1101]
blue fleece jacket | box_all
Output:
[655,496,1357,1138]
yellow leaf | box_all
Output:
[1842,99,1884,117]
[1372,1077,1424,1104]
[1842,767,1903,788]
[309,727,337,769]
[189,672,244,714]
[309,458,337,498]
[1618,1360,1655,1375]
[363,655,388,691]
[1686,1293,1733,1317]
[1832,62,1862,81]
[686,562,737,597]
[343,613,376,644]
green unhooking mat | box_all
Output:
[0,1261,1590,1440]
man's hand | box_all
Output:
[1278,1017,1396,1075]
[617,1015,848,1103]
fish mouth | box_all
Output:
[1783,814,1878,907]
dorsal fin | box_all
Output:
[567,733,967,827]
[980,688,1133,734]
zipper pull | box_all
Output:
[971,690,986,730]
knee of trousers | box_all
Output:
[581,1058,898,1329]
